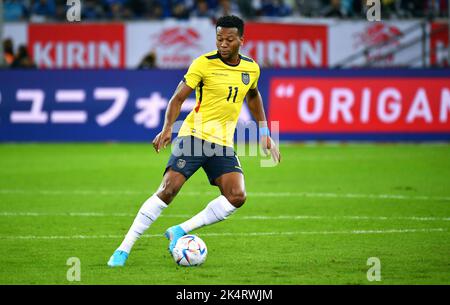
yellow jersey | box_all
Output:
[178,50,260,147]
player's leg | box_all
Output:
[172,152,245,239]
[214,171,246,207]
[107,170,186,267]
[108,136,204,265]
[177,172,245,234]
[117,169,186,252]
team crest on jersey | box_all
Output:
[242,73,250,85]
[177,159,186,169]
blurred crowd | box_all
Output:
[3,38,36,68]
[3,0,449,22]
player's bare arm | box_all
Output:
[246,87,281,163]
[152,81,193,153]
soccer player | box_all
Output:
[108,15,280,267]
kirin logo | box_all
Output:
[152,27,201,52]
[354,23,403,64]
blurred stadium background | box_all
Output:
[0,1,449,285]
[1,0,449,142]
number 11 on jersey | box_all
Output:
[227,86,239,103]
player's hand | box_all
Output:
[261,135,281,163]
[152,128,172,153]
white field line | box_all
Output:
[1,189,450,202]
[0,212,449,222]
[0,228,446,240]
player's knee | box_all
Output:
[225,190,246,208]
[157,182,181,204]
[157,187,178,204]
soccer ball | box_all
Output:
[172,235,207,267]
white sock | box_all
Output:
[179,195,237,233]
[117,194,167,253]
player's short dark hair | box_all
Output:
[216,15,244,37]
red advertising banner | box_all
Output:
[430,22,449,66]
[242,23,327,68]
[269,78,450,132]
[28,24,125,69]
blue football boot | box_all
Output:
[107,250,129,267]
[164,225,186,253]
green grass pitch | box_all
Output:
[0,143,449,284]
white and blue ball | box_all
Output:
[172,235,207,267]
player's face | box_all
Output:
[216,27,243,60]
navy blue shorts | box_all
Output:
[164,136,243,185]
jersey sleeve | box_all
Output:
[250,63,260,89]
[183,57,206,89]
